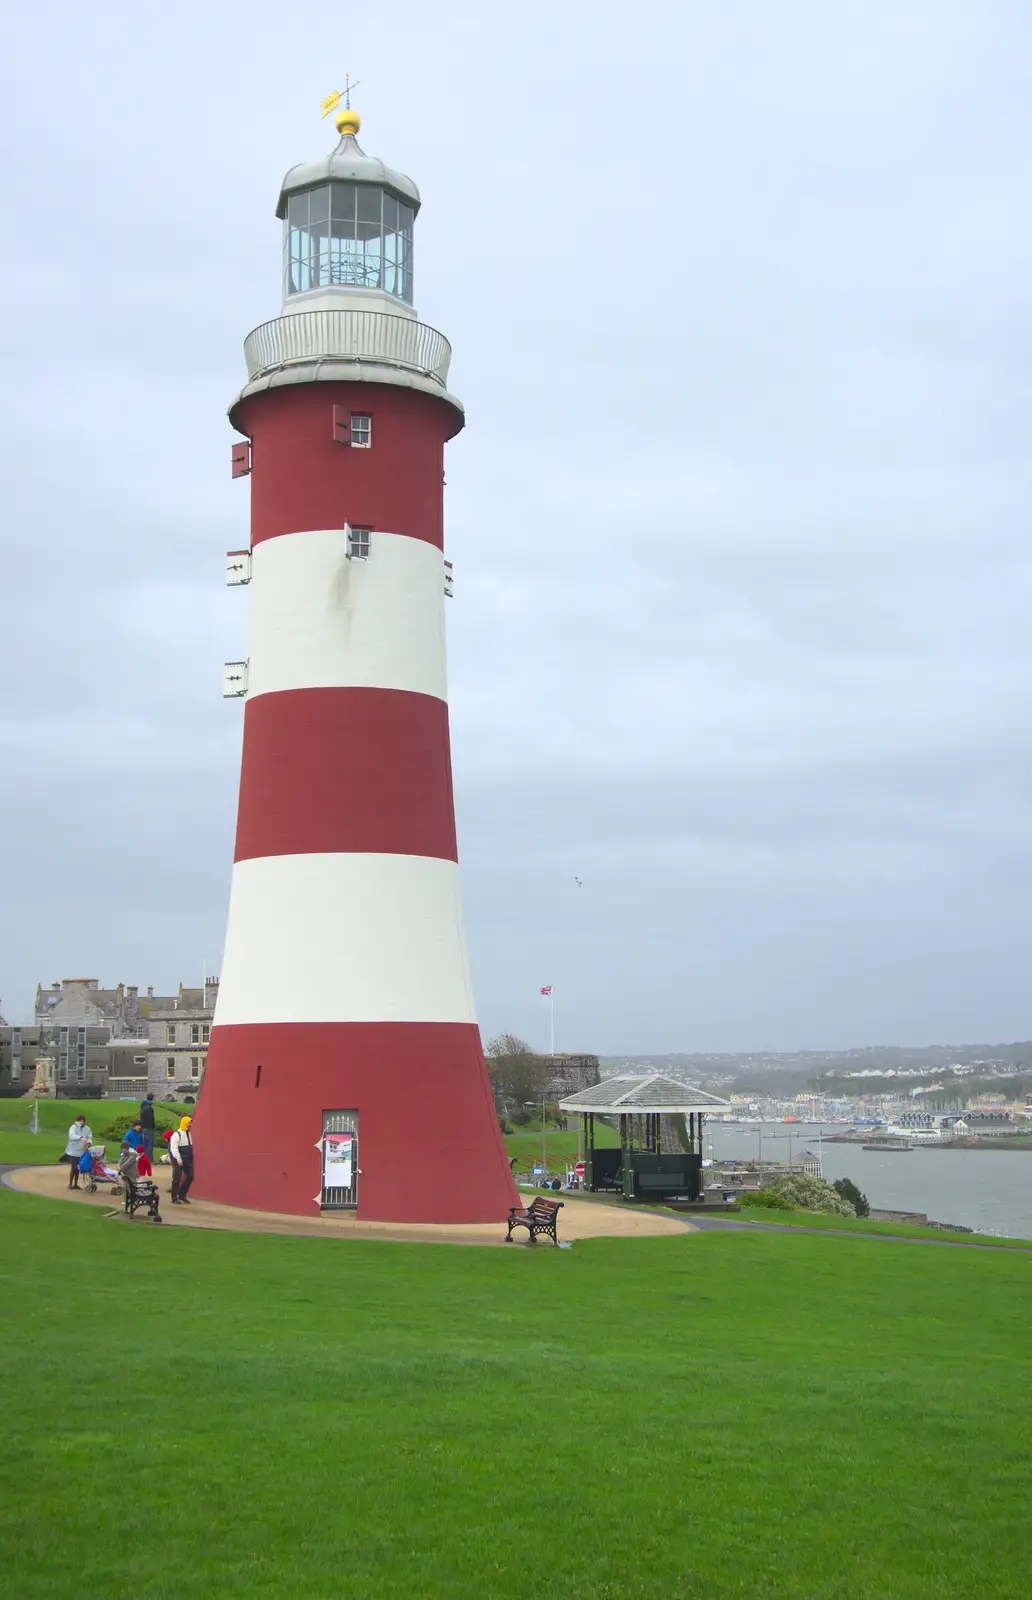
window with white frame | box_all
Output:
[166,1024,176,1045]
[202,1026,210,1043]
[347,526,371,560]
[167,1058,175,1078]
[350,414,372,448]
[191,1024,200,1044]
[191,1059,200,1078]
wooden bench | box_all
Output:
[123,1173,163,1224]
[505,1196,563,1246]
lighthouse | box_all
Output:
[192,97,518,1223]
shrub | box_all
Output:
[497,1116,513,1136]
[511,1107,533,1126]
[768,1172,857,1216]
[748,1188,795,1210]
[833,1177,870,1218]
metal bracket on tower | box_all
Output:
[444,561,454,598]
[223,661,249,698]
[226,550,252,586]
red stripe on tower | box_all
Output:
[191,101,517,1223]
[234,689,458,863]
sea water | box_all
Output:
[705,1123,1032,1239]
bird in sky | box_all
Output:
[573,877,583,888]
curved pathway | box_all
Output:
[5,1164,1028,1251]
[1,1163,689,1247]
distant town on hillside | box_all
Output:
[602,1042,1032,1097]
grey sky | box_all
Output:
[1,1,1030,1053]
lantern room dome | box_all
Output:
[276,131,420,219]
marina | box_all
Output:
[703,1121,1032,1239]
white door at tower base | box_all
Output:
[322,1110,359,1208]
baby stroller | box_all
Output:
[81,1146,122,1195]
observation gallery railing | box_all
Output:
[243,309,452,388]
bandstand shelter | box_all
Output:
[559,1075,729,1201]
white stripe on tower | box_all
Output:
[246,528,447,701]
[215,853,476,1025]
[212,516,472,1033]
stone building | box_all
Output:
[0,977,219,1099]
[0,1025,43,1096]
[544,1053,601,1100]
[0,1021,111,1097]
[34,978,178,1037]
[146,982,220,1100]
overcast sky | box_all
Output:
[1,1,1030,1053]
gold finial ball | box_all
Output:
[335,107,361,136]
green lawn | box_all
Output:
[735,1204,1032,1249]
[0,1095,118,1133]
[0,1097,190,1167]
[0,1096,190,1135]
[504,1124,617,1172]
[0,1131,67,1165]
[2,1187,1031,1597]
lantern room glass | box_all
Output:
[285,184,413,303]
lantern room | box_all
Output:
[276,110,420,312]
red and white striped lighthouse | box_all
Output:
[192,100,518,1223]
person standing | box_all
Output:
[62,1115,92,1190]
[139,1093,156,1162]
[169,1116,194,1205]
[76,1142,95,1189]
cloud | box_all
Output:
[1,0,1030,1053]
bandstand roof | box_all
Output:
[559,1074,729,1116]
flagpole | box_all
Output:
[544,985,550,1177]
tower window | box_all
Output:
[347,526,371,561]
[350,414,372,448]
[285,184,413,303]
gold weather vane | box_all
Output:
[320,74,361,119]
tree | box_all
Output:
[484,1034,550,1117]
[833,1177,870,1218]
[767,1171,857,1216]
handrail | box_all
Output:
[243,309,452,387]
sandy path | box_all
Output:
[6,1163,690,1248]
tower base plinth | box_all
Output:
[190,1022,518,1222]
